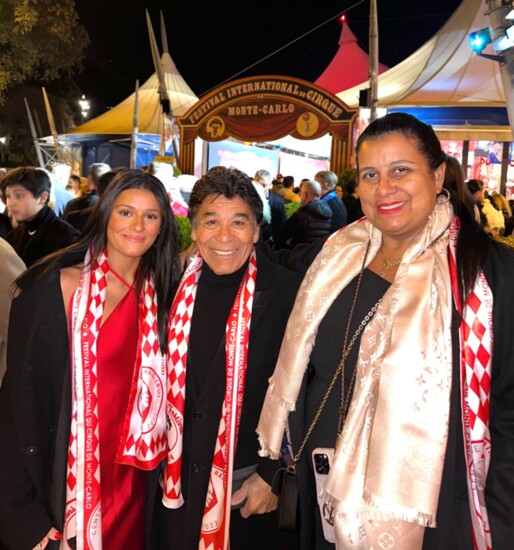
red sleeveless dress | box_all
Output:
[96,283,146,549]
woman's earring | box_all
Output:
[437,188,451,204]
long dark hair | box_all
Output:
[19,169,180,352]
[356,112,491,303]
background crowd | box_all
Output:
[1,113,514,550]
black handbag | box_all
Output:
[272,465,300,533]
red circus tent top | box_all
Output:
[315,19,389,95]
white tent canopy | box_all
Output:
[337,0,504,109]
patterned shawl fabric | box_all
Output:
[257,201,493,549]
[63,248,166,549]
[163,250,257,550]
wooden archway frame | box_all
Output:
[176,75,357,176]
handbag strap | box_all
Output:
[287,296,381,473]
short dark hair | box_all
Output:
[466,179,484,195]
[282,175,295,188]
[97,169,123,197]
[1,166,51,203]
[189,166,263,226]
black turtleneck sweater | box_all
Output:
[188,260,248,394]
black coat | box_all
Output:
[342,194,364,225]
[268,192,286,241]
[0,259,77,549]
[0,213,11,240]
[275,199,332,249]
[62,192,98,219]
[151,251,302,550]
[320,190,348,232]
[6,206,79,267]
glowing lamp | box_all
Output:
[469,27,493,54]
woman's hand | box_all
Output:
[33,527,62,549]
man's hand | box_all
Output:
[231,472,278,518]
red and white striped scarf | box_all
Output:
[63,248,167,549]
[449,219,493,550]
[163,250,257,550]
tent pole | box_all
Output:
[146,10,180,164]
[24,97,45,168]
[369,0,379,123]
[130,80,140,169]
[42,87,62,162]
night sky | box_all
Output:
[74,0,463,117]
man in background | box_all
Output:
[62,162,111,219]
[314,169,348,232]
[253,169,286,247]
[274,179,332,249]
[49,162,75,217]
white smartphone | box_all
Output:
[312,447,336,543]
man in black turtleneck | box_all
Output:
[151,166,302,550]
[2,167,79,267]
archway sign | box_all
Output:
[176,75,357,177]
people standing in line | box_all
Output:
[466,178,504,237]
[341,179,364,224]
[0,169,181,549]
[314,169,348,231]
[151,166,302,550]
[258,113,514,549]
[1,167,80,267]
[250,169,272,227]
[253,169,286,247]
[146,161,189,217]
[275,179,332,249]
[490,191,514,237]
[270,173,284,196]
[0,238,25,386]
[66,173,82,197]
[442,155,476,220]
[62,162,111,219]
[65,169,121,233]
[273,175,301,204]
[48,162,76,217]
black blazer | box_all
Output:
[150,250,302,549]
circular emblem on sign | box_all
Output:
[296,112,319,137]
[206,116,225,138]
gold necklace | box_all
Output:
[378,224,450,279]
[379,250,402,277]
